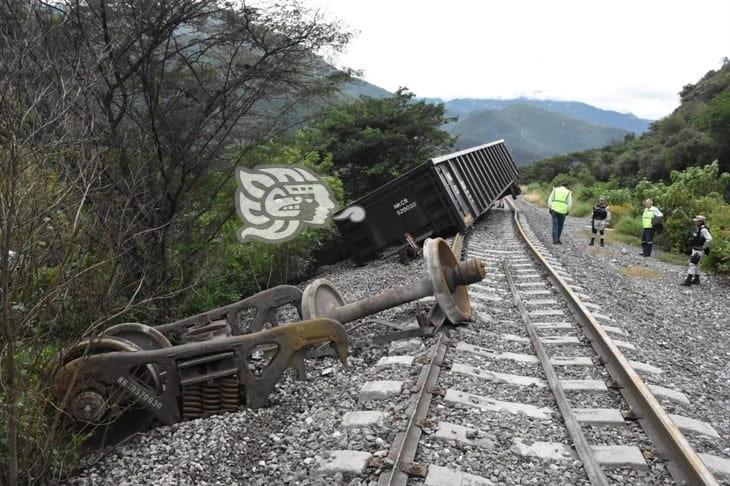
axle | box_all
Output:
[327,258,485,324]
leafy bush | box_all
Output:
[571,200,593,217]
[614,214,643,238]
[609,203,634,220]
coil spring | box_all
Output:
[181,383,203,420]
[181,375,241,420]
[220,376,241,412]
[202,382,220,417]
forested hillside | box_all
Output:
[445,104,629,163]
[523,60,730,185]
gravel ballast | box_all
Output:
[64,199,728,485]
[515,198,730,467]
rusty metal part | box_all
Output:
[182,383,203,420]
[70,391,107,423]
[301,238,485,328]
[103,322,173,350]
[52,335,164,448]
[505,197,718,485]
[181,320,232,343]
[52,319,348,446]
[378,334,447,485]
[398,233,423,264]
[450,232,464,259]
[156,285,303,336]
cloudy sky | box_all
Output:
[300,0,729,120]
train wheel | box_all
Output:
[52,335,163,448]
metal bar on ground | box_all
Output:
[378,334,447,486]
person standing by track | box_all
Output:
[681,215,712,286]
[589,196,611,247]
[640,198,663,257]
[547,185,572,244]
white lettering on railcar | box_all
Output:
[116,376,163,410]
[393,198,417,216]
[396,202,417,215]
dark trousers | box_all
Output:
[551,211,566,243]
[641,228,654,256]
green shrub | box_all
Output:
[571,200,593,217]
[614,214,644,238]
[610,203,634,220]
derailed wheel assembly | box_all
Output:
[52,318,348,448]
[302,237,486,329]
[51,238,485,447]
[52,333,166,448]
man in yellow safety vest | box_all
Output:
[547,185,572,244]
[640,198,663,257]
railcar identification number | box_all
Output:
[117,376,163,410]
[394,198,417,216]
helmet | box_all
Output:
[692,215,706,222]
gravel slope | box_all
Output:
[515,198,730,468]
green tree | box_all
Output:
[303,88,455,200]
[695,91,730,173]
[60,0,352,320]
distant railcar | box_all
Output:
[334,139,520,263]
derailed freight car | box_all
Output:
[334,139,520,263]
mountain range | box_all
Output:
[424,97,653,134]
[340,79,653,165]
[445,104,631,164]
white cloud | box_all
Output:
[297,0,729,119]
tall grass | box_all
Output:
[571,200,593,217]
[614,214,643,238]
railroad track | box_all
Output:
[315,202,727,485]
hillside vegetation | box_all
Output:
[522,60,730,273]
[523,60,730,185]
[446,104,628,163]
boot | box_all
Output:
[589,238,594,246]
[600,239,605,248]
[681,274,693,286]
[692,275,700,285]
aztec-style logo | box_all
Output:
[235,165,338,243]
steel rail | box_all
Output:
[503,261,610,486]
[375,235,464,485]
[377,333,447,486]
[504,197,718,485]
